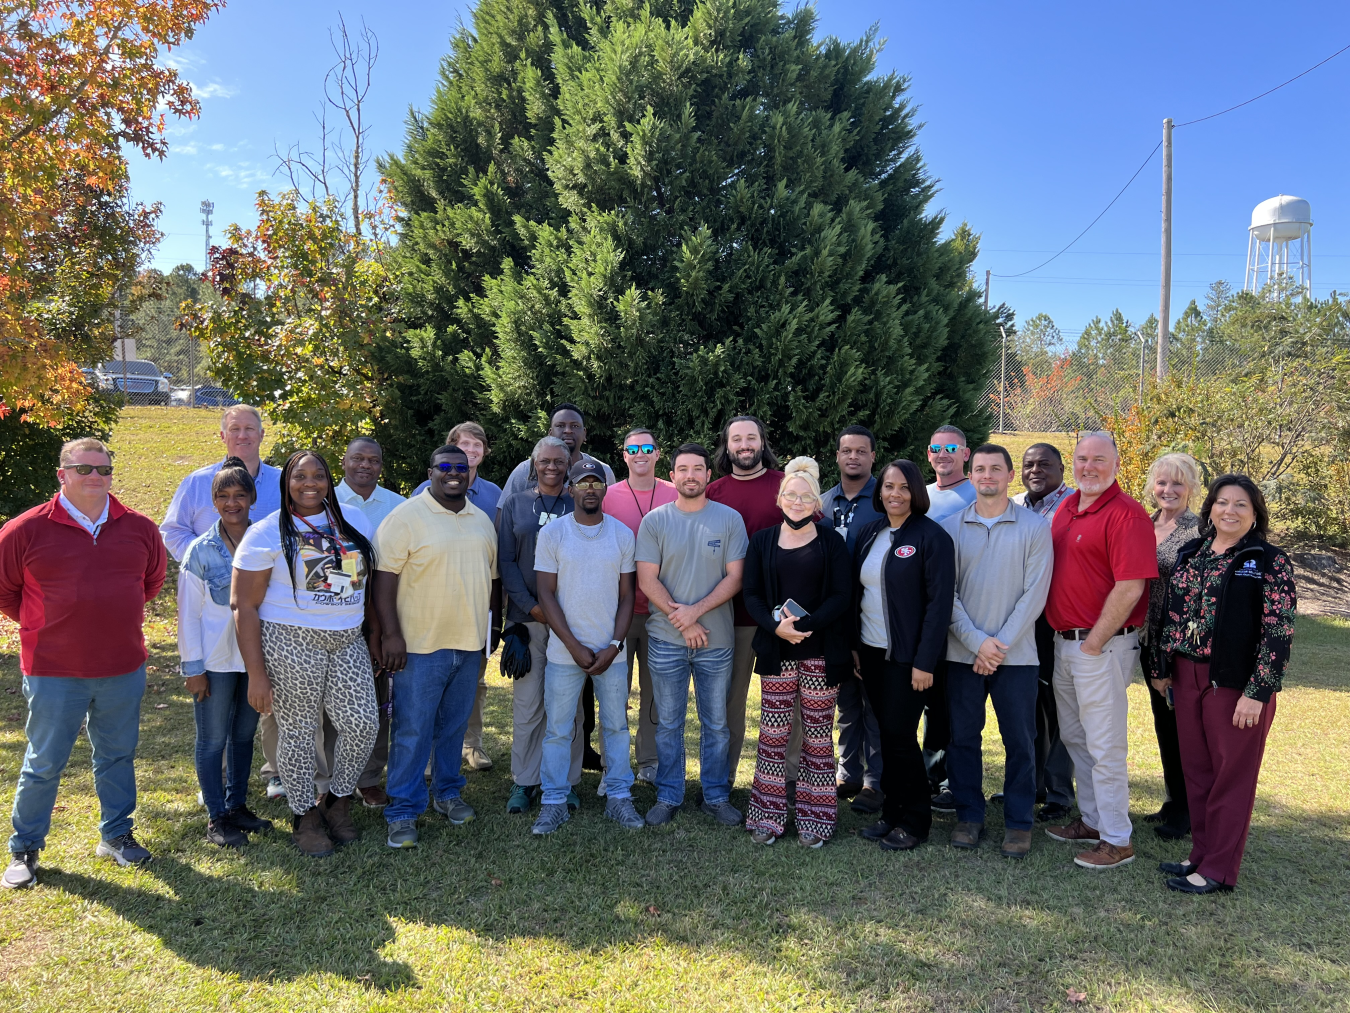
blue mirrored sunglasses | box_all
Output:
[434,462,470,474]
[625,443,657,455]
[928,443,961,454]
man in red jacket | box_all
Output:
[0,438,167,889]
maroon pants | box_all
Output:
[1172,657,1277,886]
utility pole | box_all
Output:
[984,269,991,311]
[998,324,1008,434]
[1157,117,1172,380]
[196,200,214,400]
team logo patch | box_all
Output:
[895,545,916,558]
[1236,559,1261,578]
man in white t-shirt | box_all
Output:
[530,461,642,834]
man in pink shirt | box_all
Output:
[602,427,678,782]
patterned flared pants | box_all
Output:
[746,658,839,840]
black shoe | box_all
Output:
[850,786,883,814]
[988,792,1004,804]
[1143,807,1168,824]
[1154,816,1191,840]
[1036,802,1072,823]
[205,818,248,848]
[836,781,862,800]
[930,789,956,813]
[1166,875,1232,894]
[223,806,273,834]
[860,819,893,841]
[582,746,604,772]
[1158,860,1197,876]
[879,827,923,852]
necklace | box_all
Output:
[220,523,248,553]
[628,481,658,519]
[734,466,767,480]
[575,514,604,538]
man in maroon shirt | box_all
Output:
[1042,432,1157,871]
[706,415,785,786]
[0,438,167,889]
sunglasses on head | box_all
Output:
[433,461,470,474]
[624,443,656,456]
[929,443,962,454]
[65,464,113,476]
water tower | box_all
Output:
[1245,194,1312,298]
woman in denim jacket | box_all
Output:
[179,458,272,847]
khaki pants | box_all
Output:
[462,655,490,754]
[725,625,758,787]
[512,621,583,787]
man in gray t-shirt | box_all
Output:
[634,443,748,827]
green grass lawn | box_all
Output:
[1,410,1347,1011]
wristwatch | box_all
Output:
[609,639,623,650]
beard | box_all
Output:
[732,447,763,471]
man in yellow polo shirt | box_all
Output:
[373,445,500,849]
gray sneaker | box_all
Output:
[386,819,419,849]
[605,796,645,829]
[700,800,743,827]
[432,796,475,825]
[645,800,679,826]
[96,832,152,866]
[635,764,657,784]
[531,802,571,835]
[2,851,37,889]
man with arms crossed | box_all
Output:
[706,415,784,787]
[1043,432,1157,869]
[941,444,1052,858]
[1013,442,1075,822]
[922,424,978,811]
[637,443,748,827]
[376,445,499,849]
[602,428,678,783]
[2,439,167,887]
[532,462,643,833]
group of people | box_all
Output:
[0,403,1296,898]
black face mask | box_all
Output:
[782,512,813,530]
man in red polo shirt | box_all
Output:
[0,438,167,889]
[1042,432,1156,870]
[707,415,785,787]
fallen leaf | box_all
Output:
[1067,989,1087,1004]
[5,713,21,722]
[154,703,168,710]
[146,665,159,673]
[4,687,16,694]
[646,905,659,914]
[490,878,503,887]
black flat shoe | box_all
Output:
[1158,860,1197,876]
[1166,875,1232,894]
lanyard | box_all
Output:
[628,481,658,520]
[295,510,345,566]
[535,490,566,527]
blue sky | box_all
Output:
[131,0,1350,341]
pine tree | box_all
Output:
[380,0,997,486]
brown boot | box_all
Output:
[950,821,983,849]
[318,792,360,847]
[1001,828,1032,859]
[291,806,334,858]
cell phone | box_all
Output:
[1165,685,1174,710]
[773,599,811,622]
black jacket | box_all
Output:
[1162,531,1294,702]
[851,514,955,673]
[742,523,854,686]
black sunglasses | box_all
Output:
[433,462,470,474]
[65,464,114,476]
[624,443,657,456]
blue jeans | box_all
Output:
[946,662,1038,830]
[193,671,260,819]
[647,637,734,807]
[385,649,481,823]
[542,657,634,804]
[10,666,146,853]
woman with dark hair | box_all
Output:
[179,458,272,847]
[1157,473,1296,893]
[851,459,955,852]
[232,450,380,857]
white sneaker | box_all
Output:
[197,790,205,808]
[265,777,286,800]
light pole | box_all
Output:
[196,200,214,400]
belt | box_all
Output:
[1057,625,1140,641]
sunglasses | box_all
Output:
[929,443,962,454]
[433,462,470,474]
[624,443,656,456]
[573,477,606,491]
[65,464,114,476]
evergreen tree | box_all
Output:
[380,0,997,486]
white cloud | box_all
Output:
[172,142,200,155]
[209,143,225,151]
[205,161,272,190]
[191,81,239,100]
[163,51,205,73]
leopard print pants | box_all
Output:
[260,621,378,816]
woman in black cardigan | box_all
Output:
[742,457,854,848]
[851,459,955,852]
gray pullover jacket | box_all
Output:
[940,500,1053,667]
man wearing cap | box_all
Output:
[1042,432,1156,870]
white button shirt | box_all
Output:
[336,479,406,533]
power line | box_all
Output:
[992,41,1350,280]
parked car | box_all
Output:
[95,360,172,405]
[170,386,193,406]
[170,384,239,408]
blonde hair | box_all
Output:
[447,421,490,455]
[1145,452,1202,509]
[59,437,111,466]
[778,456,822,508]
[221,404,264,430]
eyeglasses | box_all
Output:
[624,443,656,456]
[573,477,606,491]
[929,443,962,454]
[433,462,470,474]
[65,464,113,476]
[780,493,815,505]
